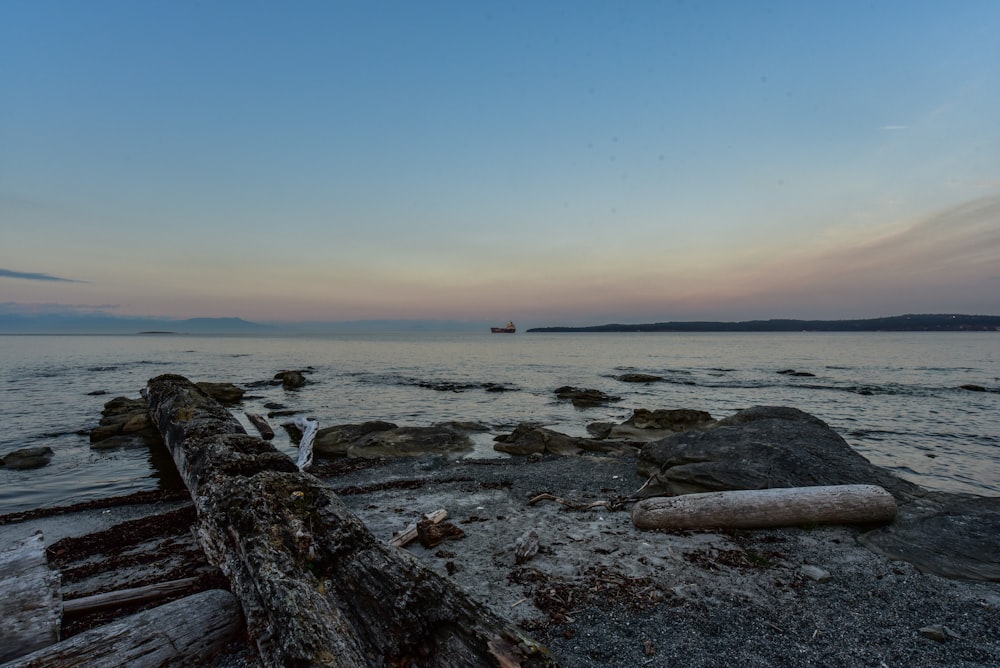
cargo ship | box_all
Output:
[490,321,516,334]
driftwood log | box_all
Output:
[0,532,60,663]
[1,589,242,668]
[245,412,275,440]
[144,374,554,668]
[631,484,897,531]
[62,577,200,616]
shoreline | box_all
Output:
[4,453,998,666]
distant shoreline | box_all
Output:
[528,313,1000,333]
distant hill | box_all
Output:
[0,313,273,334]
[527,314,1000,333]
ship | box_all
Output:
[490,321,516,334]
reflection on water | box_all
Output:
[1,332,997,513]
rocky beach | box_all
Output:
[2,375,999,666]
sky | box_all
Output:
[2,1,999,327]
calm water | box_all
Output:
[1,332,997,514]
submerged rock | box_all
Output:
[274,370,308,390]
[554,386,620,408]
[196,381,246,404]
[1,446,54,470]
[615,373,665,383]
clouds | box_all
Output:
[0,268,85,283]
[0,302,117,315]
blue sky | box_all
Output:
[2,1,999,325]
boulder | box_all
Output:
[274,370,307,390]
[90,396,161,447]
[1,446,54,470]
[311,421,476,458]
[859,491,1000,581]
[494,423,636,456]
[636,406,922,501]
[195,382,245,404]
[349,426,474,458]
[554,386,620,408]
[596,408,714,442]
[312,421,399,456]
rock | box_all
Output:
[274,370,307,389]
[960,384,986,392]
[89,396,161,447]
[615,373,664,383]
[495,423,635,456]
[348,426,473,458]
[859,492,1000,581]
[636,406,922,501]
[554,386,620,408]
[599,408,715,442]
[1,446,54,470]
[777,369,816,377]
[195,382,245,404]
[311,421,476,458]
[312,421,398,456]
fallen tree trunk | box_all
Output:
[1,589,242,668]
[144,374,553,668]
[631,484,897,531]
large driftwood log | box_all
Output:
[0,532,61,663]
[632,484,897,531]
[62,577,200,616]
[1,589,242,668]
[144,374,554,668]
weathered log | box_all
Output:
[144,373,554,667]
[245,412,275,439]
[0,532,61,663]
[632,484,897,531]
[1,589,242,668]
[62,577,200,616]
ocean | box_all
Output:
[1,331,997,514]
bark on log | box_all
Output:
[0,532,60,663]
[631,484,897,531]
[144,373,554,668]
[61,577,200,616]
[0,589,242,668]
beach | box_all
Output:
[4,450,999,667]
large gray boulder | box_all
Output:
[636,405,1000,581]
[859,492,1000,581]
[637,406,922,501]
